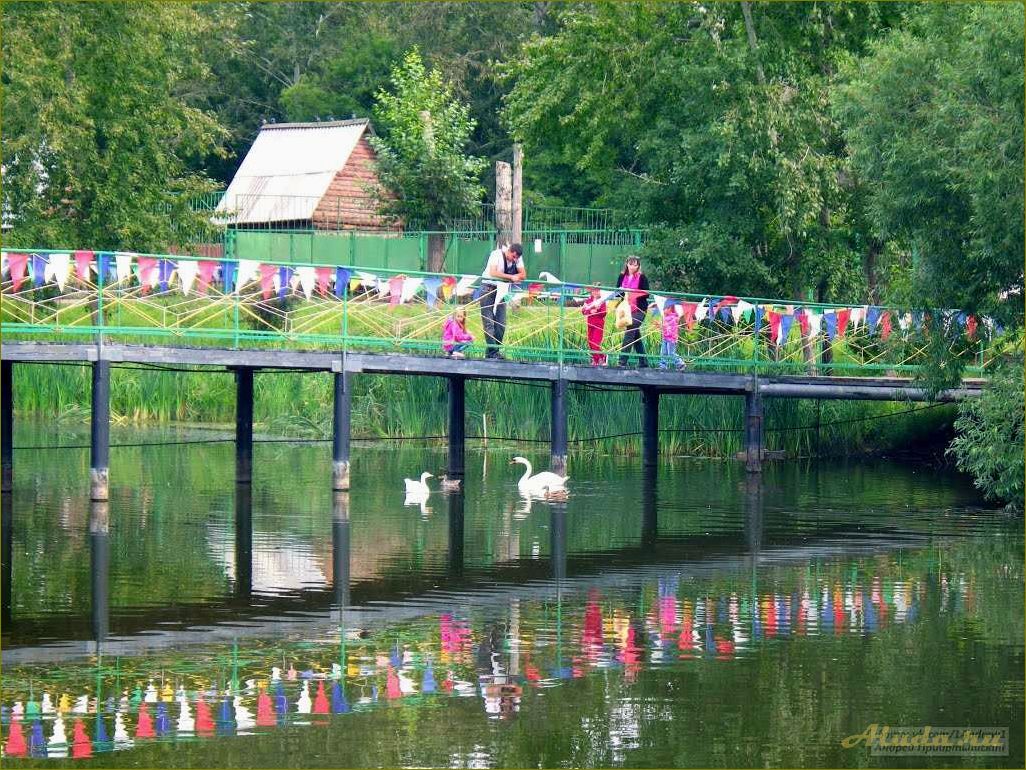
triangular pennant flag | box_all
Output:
[235,259,260,293]
[423,276,442,308]
[136,256,158,291]
[767,310,782,343]
[836,308,851,338]
[177,260,199,296]
[441,275,457,301]
[115,253,134,284]
[400,276,423,304]
[880,311,892,340]
[694,301,708,322]
[7,252,29,292]
[31,252,47,287]
[778,313,795,345]
[277,266,294,300]
[965,315,978,339]
[455,275,477,297]
[97,252,114,285]
[850,306,865,330]
[823,311,837,340]
[335,268,350,299]
[491,281,509,310]
[357,271,379,289]
[733,300,753,324]
[680,302,697,330]
[866,306,881,333]
[295,266,316,300]
[652,295,668,316]
[49,252,71,291]
[315,267,332,297]
[259,264,277,300]
[0,251,7,277]
[73,250,93,282]
[197,261,218,294]
[157,259,175,292]
[388,275,404,306]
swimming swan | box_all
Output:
[510,457,569,495]
[404,472,433,497]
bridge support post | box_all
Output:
[90,360,110,501]
[447,376,465,481]
[234,482,252,599]
[642,387,659,468]
[332,371,351,491]
[745,384,763,473]
[235,368,254,484]
[1,360,12,493]
[550,378,568,475]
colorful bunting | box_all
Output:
[157,259,175,292]
[388,275,404,306]
[296,266,316,300]
[136,257,158,291]
[423,276,442,307]
[259,264,277,300]
[400,276,424,304]
[880,311,892,340]
[197,261,218,294]
[32,252,47,287]
[277,266,294,300]
[823,311,837,340]
[235,259,260,293]
[778,312,795,345]
[315,267,332,297]
[73,250,93,282]
[455,275,477,297]
[335,268,350,299]
[116,253,134,284]
[48,252,71,292]
[7,252,28,292]
[836,308,851,338]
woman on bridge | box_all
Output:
[615,256,650,367]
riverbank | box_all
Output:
[13,363,956,459]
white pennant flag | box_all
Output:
[733,299,753,323]
[455,275,477,297]
[598,289,616,303]
[48,252,71,291]
[898,312,911,331]
[694,301,709,322]
[491,280,509,310]
[235,259,260,292]
[356,271,379,289]
[295,266,317,300]
[400,276,424,304]
[808,310,822,337]
[538,271,562,284]
[850,306,865,330]
[653,295,669,315]
[176,260,199,296]
[115,252,133,284]
[0,252,7,278]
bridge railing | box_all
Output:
[0,248,1000,377]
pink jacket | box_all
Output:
[661,311,680,342]
[442,317,473,351]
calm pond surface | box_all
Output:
[1,423,1022,768]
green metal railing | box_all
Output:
[0,248,998,377]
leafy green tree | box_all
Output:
[1,1,227,251]
[370,49,488,270]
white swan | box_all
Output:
[404,472,433,497]
[510,457,569,495]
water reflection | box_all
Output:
[233,484,252,600]
[89,501,109,644]
[2,491,11,628]
[447,492,464,578]
[332,492,350,610]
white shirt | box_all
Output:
[481,248,524,280]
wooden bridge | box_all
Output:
[0,248,992,499]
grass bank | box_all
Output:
[12,363,955,458]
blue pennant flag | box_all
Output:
[221,260,236,293]
[866,306,880,333]
[422,276,442,308]
[157,259,175,292]
[779,313,795,343]
[823,311,838,340]
[31,253,47,287]
[422,664,437,693]
[278,266,294,300]
[335,267,350,299]
[331,681,350,714]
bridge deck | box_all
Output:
[0,341,984,401]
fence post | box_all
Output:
[559,231,567,280]
[419,234,427,271]
[558,283,566,367]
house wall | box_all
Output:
[311,135,392,231]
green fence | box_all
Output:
[228,229,645,285]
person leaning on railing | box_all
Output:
[615,255,650,368]
[480,242,526,360]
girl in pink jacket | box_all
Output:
[580,285,608,366]
[443,306,474,358]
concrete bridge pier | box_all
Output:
[447,376,465,482]
[234,482,252,599]
[745,382,764,473]
[332,370,351,491]
[641,387,659,468]
[551,379,568,475]
[90,361,110,501]
[2,360,12,493]
[235,368,254,484]
[89,500,110,642]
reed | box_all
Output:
[11,362,955,458]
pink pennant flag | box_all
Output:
[73,250,94,282]
[197,261,218,294]
[7,252,28,292]
[388,275,404,307]
[259,263,277,300]
[137,257,158,293]
[315,267,332,297]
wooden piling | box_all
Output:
[90,361,110,501]
[448,376,465,481]
[235,368,254,484]
[332,371,351,491]
[642,387,659,468]
[745,382,764,473]
[550,379,568,475]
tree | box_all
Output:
[370,49,487,271]
[1,2,227,252]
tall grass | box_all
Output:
[12,363,955,458]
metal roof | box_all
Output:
[217,119,372,224]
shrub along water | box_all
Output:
[12,363,955,458]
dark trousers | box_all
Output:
[620,309,648,366]
[480,284,507,358]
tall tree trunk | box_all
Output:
[740,2,766,86]
[427,233,447,273]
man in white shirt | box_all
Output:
[479,243,526,359]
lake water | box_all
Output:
[1,423,1022,767]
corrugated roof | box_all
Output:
[217,119,372,224]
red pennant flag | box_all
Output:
[966,315,977,339]
[797,308,810,337]
[135,703,155,739]
[195,696,214,736]
[4,719,27,756]
[767,310,782,343]
[681,302,698,331]
[258,264,277,300]
[197,261,218,295]
[315,267,332,297]
[73,250,94,282]
[836,309,851,339]
[256,691,275,727]
[313,681,329,714]
[7,252,29,292]
[137,257,158,294]
[71,718,93,758]
[880,311,892,341]
[527,283,543,296]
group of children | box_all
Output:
[441,284,685,369]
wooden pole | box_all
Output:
[512,144,523,244]
[90,361,111,501]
